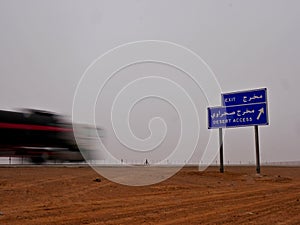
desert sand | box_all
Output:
[0,165,299,224]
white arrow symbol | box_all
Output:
[257,107,264,120]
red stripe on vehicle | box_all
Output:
[0,122,72,132]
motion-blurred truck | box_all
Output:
[0,109,86,163]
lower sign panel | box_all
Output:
[208,103,268,129]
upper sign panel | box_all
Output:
[221,88,267,106]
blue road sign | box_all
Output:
[208,102,268,129]
[222,88,267,107]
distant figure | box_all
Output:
[145,159,149,166]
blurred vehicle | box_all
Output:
[72,123,105,162]
[0,109,89,163]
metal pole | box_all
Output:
[219,128,224,173]
[254,125,261,174]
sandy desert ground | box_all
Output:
[0,165,300,225]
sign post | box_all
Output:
[219,128,224,173]
[207,88,268,174]
[254,125,260,174]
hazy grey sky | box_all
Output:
[0,0,299,163]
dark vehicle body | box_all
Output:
[0,109,83,163]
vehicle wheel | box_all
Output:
[31,152,48,164]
